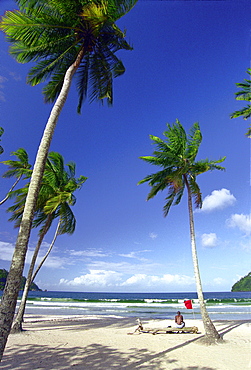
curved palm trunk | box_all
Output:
[0,175,22,206]
[0,49,85,360]
[184,175,221,343]
[31,219,61,283]
[11,215,52,333]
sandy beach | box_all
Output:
[1,315,250,369]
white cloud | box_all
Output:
[86,260,160,275]
[68,249,108,257]
[0,241,15,261]
[118,250,150,261]
[121,273,148,286]
[60,270,122,287]
[121,273,194,287]
[226,213,251,236]
[0,240,69,269]
[197,188,236,212]
[201,233,218,248]
[149,232,158,240]
[37,255,68,269]
[59,270,194,289]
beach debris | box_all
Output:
[128,319,199,335]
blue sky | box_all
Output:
[0,0,250,293]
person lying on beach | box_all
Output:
[175,311,185,328]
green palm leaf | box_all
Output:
[230,68,251,136]
[1,148,32,178]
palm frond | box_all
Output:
[138,155,168,167]
[146,181,169,200]
[163,185,177,217]
[188,176,202,209]
[16,0,86,17]
[26,42,78,86]
[76,54,90,113]
[207,157,226,171]
[194,157,226,173]
[231,105,251,121]
[163,121,187,158]
[1,148,32,179]
[173,184,185,206]
[33,211,54,230]
[66,161,76,178]
[112,0,138,19]
[186,122,202,161]
[57,203,76,234]
[230,68,251,136]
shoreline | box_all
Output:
[15,312,251,323]
[2,316,250,369]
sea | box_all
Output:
[11,291,251,321]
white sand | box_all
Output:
[1,316,250,369]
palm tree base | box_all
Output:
[10,322,23,334]
[198,333,223,345]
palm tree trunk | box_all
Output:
[31,219,61,283]
[0,175,22,206]
[184,175,221,343]
[0,49,85,361]
[11,216,52,333]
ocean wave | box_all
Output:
[24,297,251,306]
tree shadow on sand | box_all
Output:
[3,319,248,369]
[213,319,250,337]
[1,342,217,370]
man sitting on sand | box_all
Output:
[175,311,185,328]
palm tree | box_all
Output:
[230,68,251,137]
[0,0,137,358]
[0,148,32,206]
[9,152,87,332]
[138,120,226,344]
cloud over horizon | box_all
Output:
[60,270,123,287]
[60,271,195,289]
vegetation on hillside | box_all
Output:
[0,269,41,291]
[231,272,251,292]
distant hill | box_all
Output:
[231,272,251,292]
[0,268,41,291]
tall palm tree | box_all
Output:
[138,120,226,344]
[8,152,87,332]
[0,148,32,206]
[230,68,251,137]
[0,0,137,358]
